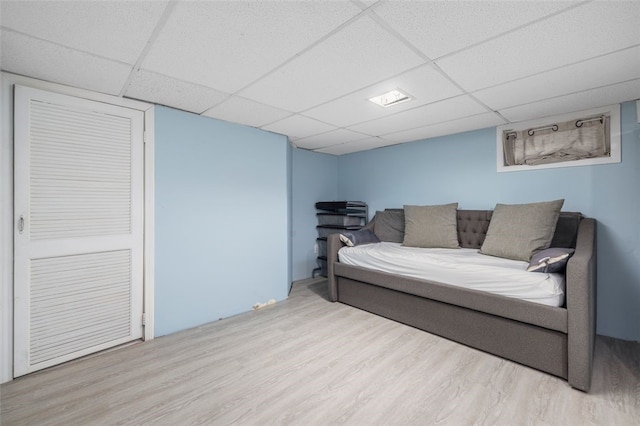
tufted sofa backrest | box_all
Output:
[456,210,492,249]
[377,208,582,249]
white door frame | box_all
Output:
[1,72,155,383]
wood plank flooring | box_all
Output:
[1,278,639,425]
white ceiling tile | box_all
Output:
[3,1,638,156]
[261,115,336,140]
[499,79,640,122]
[1,30,131,95]
[474,46,640,111]
[0,1,167,63]
[437,1,640,91]
[382,113,507,144]
[202,96,291,128]
[374,1,574,59]
[348,95,487,136]
[314,137,393,155]
[304,64,463,127]
[240,15,425,112]
[125,70,229,114]
[293,129,370,150]
[141,1,361,93]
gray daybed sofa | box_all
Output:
[327,209,597,391]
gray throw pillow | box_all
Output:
[339,229,380,247]
[403,203,460,249]
[527,248,575,273]
[373,210,405,243]
[480,199,564,262]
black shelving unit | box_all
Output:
[313,201,368,277]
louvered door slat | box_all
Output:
[29,99,132,241]
[13,85,143,377]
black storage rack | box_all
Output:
[313,201,368,277]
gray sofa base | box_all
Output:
[327,210,596,392]
[339,277,568,379]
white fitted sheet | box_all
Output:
[338,242,565,307]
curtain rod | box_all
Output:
[527,124,558,136]
[505,115,606,139]
[576,116,604,127]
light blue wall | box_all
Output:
[291,148,338,281]
[337,101,640,341]
[155,106,290,336]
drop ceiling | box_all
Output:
[1,1,639,155]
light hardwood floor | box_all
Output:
[1,278,639,425]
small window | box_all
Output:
[497,105,620,172]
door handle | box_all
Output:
[18,215,24,234]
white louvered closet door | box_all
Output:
[13,85,144,377]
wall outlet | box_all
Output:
[313,243,318,255]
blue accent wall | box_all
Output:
[291,148,338,281]
[336,101,640,340]
[155,106,290,336]
[155,100,639,340]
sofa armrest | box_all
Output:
[565,217,597,391]
[327,233,344,302]
[327,218,376,302]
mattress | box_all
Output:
[338,242,565,307]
